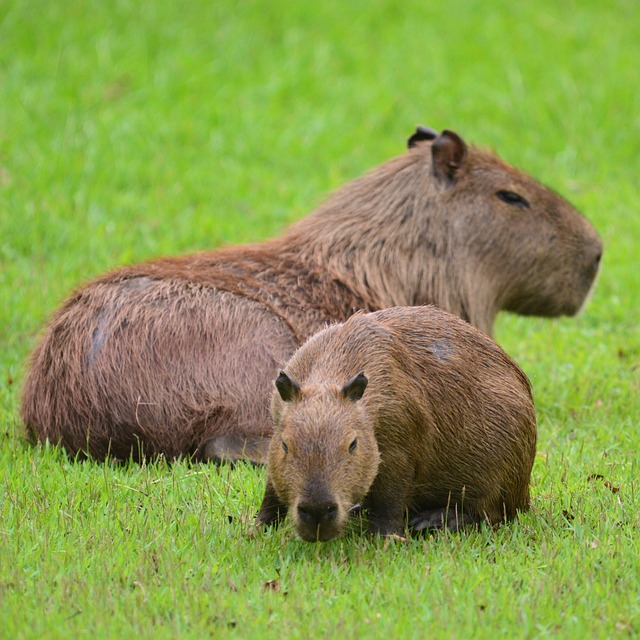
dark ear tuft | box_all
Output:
[341,371,368,402]
[275,371,301,402]
[431,129,468,181]
[407,125,439,149]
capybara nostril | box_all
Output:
[325,503,338,520]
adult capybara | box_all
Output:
[255,306,537,542]
[21,127,599,463]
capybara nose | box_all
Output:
[297,502,338,526]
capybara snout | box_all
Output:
[295,498,341,542]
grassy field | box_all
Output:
[1,0,639,637]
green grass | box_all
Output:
[1,0,639,637]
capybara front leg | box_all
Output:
[255,478,288,527]
[364,493,407,537]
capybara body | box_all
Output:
[256,306,537,542]
[22,128,600,463]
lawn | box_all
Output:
[1,0,639,637]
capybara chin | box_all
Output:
[21,127,597,464]
[255,306,537,542]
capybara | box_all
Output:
[21,128,599,463]
[255,306,537,542]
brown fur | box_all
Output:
[21,129,600,462]
[256,306,537,541]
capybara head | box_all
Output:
[268,371,380,542]
[428,130,603,318]
[301,128,603,335]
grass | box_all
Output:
[1,0,639,637]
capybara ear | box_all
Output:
[275,371,301,402]
[341,371,368,402]
[407,125,439,148]
[431,129,468,181]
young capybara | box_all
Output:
[21,127,599,463]
[255,306,537,542]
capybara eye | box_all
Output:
[496,190,530,208]
[349,438,358,454]
[282,440,289,454]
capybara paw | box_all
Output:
[409,507,477,532]
[254,505,287,528]
[367,517,404,538]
